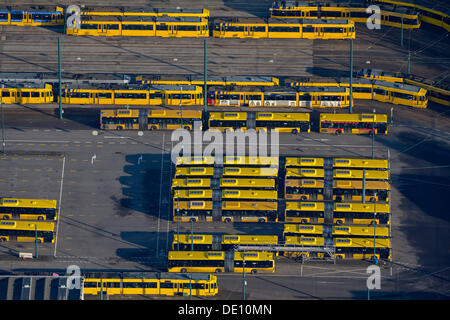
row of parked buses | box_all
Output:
[0,77,428,108]
[100,109,389,135]
[172,156,280,223]
[284,156,390,205]
[270,1,421,29]
[0,198,58,243]
[169,225,391,268]
[169,155,390,224]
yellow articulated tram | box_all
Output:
[66,15,209,37]
[79,7,210,18]
[83,272,218,297]
[357,68,404,83]
[0,6,64,26]
[0,83,53,104]
[319,113,388,134]
[289,77,428,108]
[208,86,349,108]
[0,198,57,221]
[369,0,450,32]
[358,68,449,107]
[100,109,202,130]
[212,17,355,39]
[137,75,279,87]
[0,220,55,243]
[270,1,420,29]
[61,84,203,106]
[168,251,275,274]
[404,75,450,107]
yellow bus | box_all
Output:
[284,179,325,201]
[334,237,391,260]
[207,112,247,131]
[101,109,202,130]
[283,236,326,259]
[171,178,211,190]
[332,225,389,238]
[172,234,278,251]
[221,201,278,222]
[172,200,278,223]
[283,224,323,237]
[172,189,277,201]
[221,189,278,201]
[284,201,325,223]
[319,113,388,135]
[223,156,279,168]
[207,111,310,133]
[175,156,216,167]
[0,220,55,243]
[285,157,324,168]
[175,167,214,177]
[255,112,310,133]
[333,180,390,202]
[167,251,275,274]
[284,201,390,224]
[285,168,389,180]
[222,167,279,178]
[284,179,389,202]
[284,157,388,170]
[282,224,389,238]
[172,200,213,222]
[83,273,218,297]
[171,178,276,190]
[333,202,390,225]
[173,189,213,200]
[0,198,57,220]
[333,158,388,170]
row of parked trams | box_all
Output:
[0,0,448,37]
[2,68,448,109]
